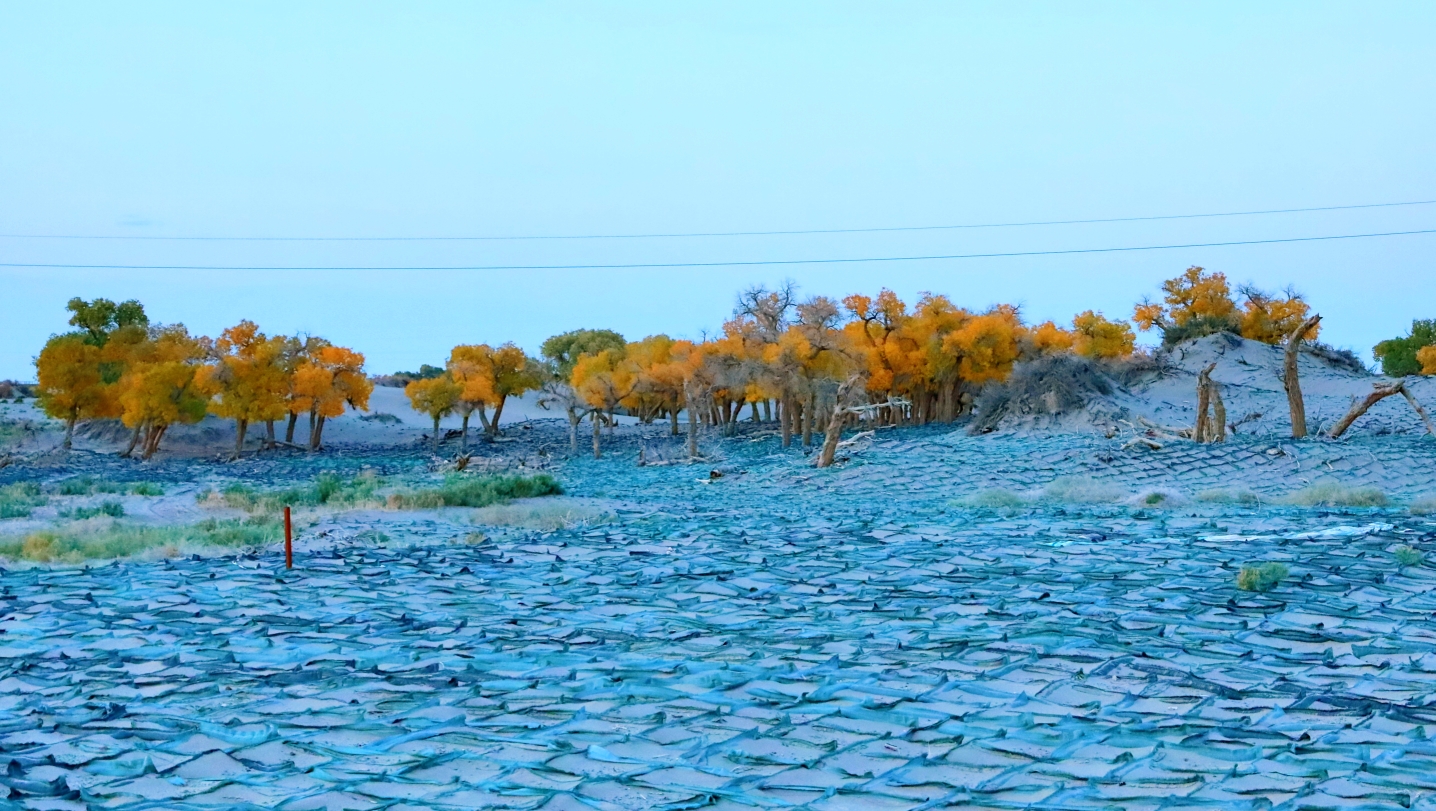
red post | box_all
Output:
[284,505,293,570]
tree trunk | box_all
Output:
[308,407,317,442]
[1283,315,1322,439]
[763,399,772,423]
[1194,363,1215,442]
[567,407,580,453]
[285,412,298,444]
[1210,381,1226,443]
[431,414,442,451]
[592,413,602,459]
[121,421,143,458]
[311,415,326,451]
[265,420,276,449]
[669,408,679,436]
[817,377,862,468]
[802,391,816,447]
[143,424,168,460]
[233,418,248,460]
[63,415,76,450]
[476,404,491,434]
[461,412,470,452]
[487,396,506,436]
[780,393,793,448]
[1401,387,1436,435]
[1327,382,1406,439]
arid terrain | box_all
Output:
[3,336,1436,810]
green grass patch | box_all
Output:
[958,489,1027,509]
[0,516,280,563]
[0,482,46,519]
[1394,545,1425,567]
[61,501,125,519]
[394,474,564,509]
[204,470,386,512]
[1197,488,1263,507]
[1237,562,1289,593]
[53,477,164,497]
[471,500,606,530]
[1278,480,1388,508]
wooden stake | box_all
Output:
[284,506,293,570]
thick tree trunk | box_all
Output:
[308,408,317,442]
[1327,382,1406,439]
[460,412,470,452]
[233,418,248,460]
[567,408,580,453]
[669,408,679,436]
[592,413,602,459]
[431,414,442,451]
[751,402,761,424]
[1210,382,1226,443]
[1194,363,1215,442]
[817,377,862,468]
[780,393,793,448]
[63,415,76,450]
[285,412,298,444]
[487,396,506,436]
[1283,315,1322,439]
[265,420,276,449]
[142,424,168,460]
[802,391,816,447]
[121,421,143,458]
[763,399,772,423]
[311,416,326,451]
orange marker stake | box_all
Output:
[284,505,293,570]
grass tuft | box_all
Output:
[61,501,125,520]
[1129,489,1185,508]
[1041,476,1125,504]
[1411,494,1436,516]
[471,500,607,530]
[1197,488,1263,507]
[1394,545,1425,567]
[0,482,46,519]
[1279,480,1388,508]
[0,516,279,563]
[1237,562,1289,593]
[203,470,386,513]
[958,489,1027,509]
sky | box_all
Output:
[2,2,1433,379]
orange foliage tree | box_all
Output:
[571,349,636,458]
[36,334,107,449]
[405,374,462,452]
[1071,310,1135,359]
[199,321,289,459]
[1418,345,1436,376]
[117,326,211,459]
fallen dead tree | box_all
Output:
[1326,380,1436,439]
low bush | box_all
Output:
[204,471,385,512]
[394,473,564,509]
[959,488,1027,509]
[0,482,46,519]
[1411,494,1436,516]
[1279,481,1388,508]
[1237,562,1289,593]
[471,500,606,530]
[1130,489,1185,508]
[1197,488,1263,506]
[62,501,125,519]
[1394,545,1424,567]
[0,516,279,563]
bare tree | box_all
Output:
[1282,315,1322,439]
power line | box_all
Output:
[1,198,1434,242]
[2,227,1432,271]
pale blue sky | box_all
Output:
[2,2,1433,378]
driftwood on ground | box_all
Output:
[1327,381,1436,439]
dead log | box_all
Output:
[1209,380,1226,443]
[817,376,864,468]
[1283,314,1322,438]
[1401,386,1436,435]
[1194,363,1216,442]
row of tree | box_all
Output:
[36,298,371,459]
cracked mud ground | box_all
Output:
[4,427,1436,810]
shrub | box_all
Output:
[959,489,1027,509]
[1237,562,1289,592]
[63,501,125,519]
[970,355,1116,434]
[203,471,385,512]
[394,473,564,509]
[130,482,164,496]
[1411,494,1436,516]
[1131,489,1185,508]
[1160,314,1241,348]
[1394,545,1425,567]
[471,501,606,530]
[1197,488,1263,507]
[0,482,46,519]
[1279,481,1388,508]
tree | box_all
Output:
[1071,311,1135,359]
[466,343,541,438]
[65,297,149,347]
[35,334,107,449]
[1420,345,1436,376]
[571,349,635,458]
[540,329,626,379]
[1237,285,1316,345]
[406,375,461,451]
[447,346,497,451]
[116,325,211,459]
[1374,320,1436,377]
[623,335,688,435]
[1134,267,1240,346]
[945,306,1023,387]
[199,321,289,459]
[282,337,329,444]
[305,346,372,451]
[1283,315,1322,439]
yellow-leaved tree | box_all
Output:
[1071,311,1135,359]
[35,334,107,449]
[117,325,211,459]
[1418,345,1436,376]
[571,349,636,458]
[199,321,289,459]
[405,374,462,452]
